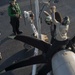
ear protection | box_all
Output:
[45,15,52,25]
[62,16,70,25]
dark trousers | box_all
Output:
[66,36,75,51]
[37,39,69,75]
[5,35,69,75]
[10,17,20,34]
[46,39,69,61]
[50,37,55,44]
[37,62,52,75]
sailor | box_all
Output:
[8,0,22,35]
[46,5,70,61]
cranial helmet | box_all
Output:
[45,15,52,25]
[62,16,70,25]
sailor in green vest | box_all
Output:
[8,0,22,35]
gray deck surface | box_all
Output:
[0,0,75,75]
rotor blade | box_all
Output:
[37,63,52,75]
[14,35,51,53]
[5,55,46,71]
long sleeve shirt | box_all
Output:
[8,3,21,17]
[51,12,69,41]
